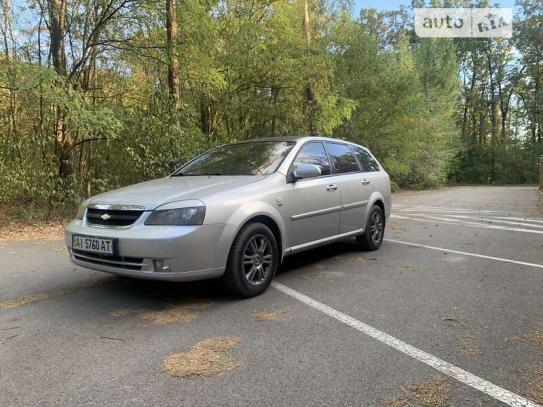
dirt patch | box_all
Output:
[111,298,212,326]
[164,336,241,378]
[0,277,115,312]
[253,306,291,321]
[455,335,484,357]
[382,376,450,407]
[0,222,65,245]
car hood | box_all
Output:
[87,176,266,210]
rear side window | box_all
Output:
[352,146,380,172]
[292,142,331,176]
[325,143,360,174]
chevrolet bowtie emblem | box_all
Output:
[101,213,111,221]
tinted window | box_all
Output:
[325,143,360,174]
[174,141,295,176]
[292,142,331,176]
[352,146,380,172]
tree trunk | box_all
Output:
[301,0,316,134]
[48,0,67,76]
[1,0,17,144]
[47,0,73,179]
[166,0,180,105]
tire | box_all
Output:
[221,222,279,298]
[356,205,385,251]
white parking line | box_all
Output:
[384,239,543,270]
[272,282,540,407]
[400,213,543,231]
[492,216,543,224]
[392,214,543,235]
[443,214,543,229]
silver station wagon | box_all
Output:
[65,137,391,297]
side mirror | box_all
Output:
[290,163,321,181]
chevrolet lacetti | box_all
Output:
[65,137,391,297]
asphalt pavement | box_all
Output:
[1,186,543,406]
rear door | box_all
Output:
[351,144,387,213]
[289,142,341,247]
[324,142,369,234]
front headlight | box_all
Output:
[145,206,206,226]
[75,203,87,220]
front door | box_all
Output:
[289,142,341,247]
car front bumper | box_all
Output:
[65,220,235,282]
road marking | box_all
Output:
[272,282,539,407]
[397,208,503,213]
[401,213,543,230]
[491,216,543,224]
[394,205,525,215]
[384,239,543,270]
[443,214,543,229]
[392,214,543,235]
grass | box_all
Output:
[138,300,212,326]
[0,277,116,312]
[111,298,213,326]
[253,306,291,321]
[382,376,450,407]
[511,328,543,403]
[164,337,241,378]
[513,329,543,348]
[455,335,484,357]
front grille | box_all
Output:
[86,208,143,226]
[72,249,144,271]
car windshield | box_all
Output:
[173,141,295,176]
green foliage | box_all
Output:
[332,21,459,188]
[1,0,541,220]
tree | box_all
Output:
[166,0,180,104]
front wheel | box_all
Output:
[221,222,278,298]
[356,205,385,251]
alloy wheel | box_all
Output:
[369,211,384,244]
[241,234,273,285]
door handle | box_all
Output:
[361,179,371,185]
[326,184,338,191]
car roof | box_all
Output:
[237,136,365,148]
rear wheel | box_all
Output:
[222,222,278,297]
[356,205,385,251]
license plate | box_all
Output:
[72,235,116,256]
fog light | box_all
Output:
[153,260,171,273]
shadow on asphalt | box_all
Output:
[100,238,361,304]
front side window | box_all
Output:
[173,141,295,176]
[291,142,331,176]
[325,143,360,174]
[352,146,380,172]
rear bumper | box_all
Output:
[65,219,235,281]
